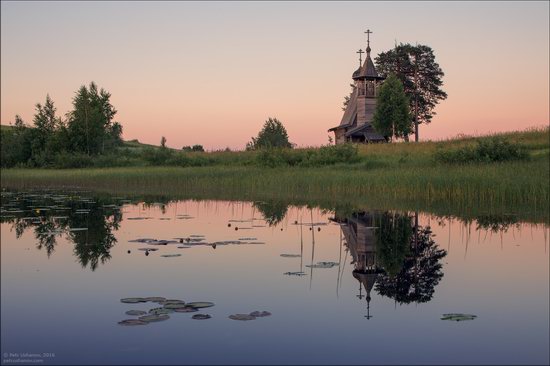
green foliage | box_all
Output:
[53,152,94,169]
[253,200,289,226]
[182,144,205,152]
[375,43,447,130]
[1,83,122,168]
[248,117,292,150]
[256,143,359,167]
[66,82,121,155]
[372,74,411,140]
[374,212,413,276]
[435,137,529,164]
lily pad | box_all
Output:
[143,297,166,302]
[186,302,215,309]
[161,254,181,258]
[149,308,174,315]
[192,314,212,320]
[305,261,339,269]
[441,313,477,322]
[284,271,307,276]
[174,307,199,313]
[250,311,271,317]
[125,310,147,316]
[139,314,170,322]
[280,254,301,258]
[229,314,256,321]
[118,319,148,326]
[120,297,147,303]
[163,303,189,310]
[68,227,88,231]
[160,299,185,305]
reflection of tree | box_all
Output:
[69,208,121,271]
[375,226,446,304]
[374,212,412,277]
[34,219,61,258]
[1,192,122,271]
[253,200,288,226]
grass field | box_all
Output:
[1,127,548,222]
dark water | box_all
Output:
[1,191,548,365]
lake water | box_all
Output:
[1,191,549,365]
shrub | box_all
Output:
[256,143,359,168]
[53,152,94,169]
[434,137,528,164]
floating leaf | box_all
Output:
[192,314,212,320]
[160,299,185,305]
[305,261,339,268]
[139,314,170,322]
[284,271,307,276]
[121,297,147,303]
[186,302,215,309]
[149,308,174,315]
[125,310,147,316]
[280,254,301,258]
[118,319,148,326]
[143,297,166,302]
[441,313,477,322]
[174,307,199,313]
[161,254,181,258]
[138,248,159,251]
[250,311,271,317]
[229,314,256,321]
[163,303,189,310]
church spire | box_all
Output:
[364,29,373,54]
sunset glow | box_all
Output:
[1,1,548,150]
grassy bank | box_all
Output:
[1,128,549,222]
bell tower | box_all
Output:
[353,29,385,127]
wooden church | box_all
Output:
[328,30,387,144]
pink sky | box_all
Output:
[1,2,548,150]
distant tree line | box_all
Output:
[1,82,122,167]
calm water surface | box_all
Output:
[1,191,548,365]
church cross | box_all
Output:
[356,49,364,66]
[364,29,373,49]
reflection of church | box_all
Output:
[332,212,384,319]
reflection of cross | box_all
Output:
[356,49,364,67]
[364,301,373,320]
[356,282,365,300]
[364,29,373,48]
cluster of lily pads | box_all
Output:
[118,297,214,326]
[128,234,266,257]
[119,297,272,325]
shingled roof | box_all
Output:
[353,48,384,81]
